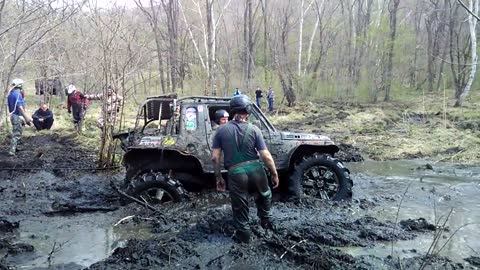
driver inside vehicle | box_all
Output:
[212,109,229,131]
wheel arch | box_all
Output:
[287,144,340,171]
[123,148,204,181]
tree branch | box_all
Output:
[457,0,480,21]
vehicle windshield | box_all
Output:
[250,105,276,132]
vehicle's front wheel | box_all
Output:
[125,171,188,205]
[289,154,352,201]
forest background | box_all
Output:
[0,0,479,165]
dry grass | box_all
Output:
[269,93,480,164]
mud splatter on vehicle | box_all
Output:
[114,95,353,208]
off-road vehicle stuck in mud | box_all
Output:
[114,94,353,204]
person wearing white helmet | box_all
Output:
[7,78,32,156]
[66,84,88,134]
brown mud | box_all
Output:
[1,104,479,269]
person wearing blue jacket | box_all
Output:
[233,87,241,96]
[32,104,54,131]
[7,78,32,156]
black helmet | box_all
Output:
[230,94,252,114]
[214,109,229,123]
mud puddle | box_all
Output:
[1,132,479,270]
[7,214,151,269]
[347,160,480,262]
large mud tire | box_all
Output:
[289,154,352,201]
[126,172,188,204]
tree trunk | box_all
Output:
[206,0,215,95]
[297,0,305,76]
[455,0,478,107]
[243,0,254,91]
[261,0,268,82]
[163,0,179,93]
[381,0,400,102]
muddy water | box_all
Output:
[10,214,153,269]
[5,160,480,269]
[347,160,480,262]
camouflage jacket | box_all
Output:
[86,93,123,114]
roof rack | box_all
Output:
[146,93,178,99]
[177,96,231,102]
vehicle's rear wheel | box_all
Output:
[125,171,188,205]
[289,154,352,201]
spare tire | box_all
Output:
[289,154,352,201]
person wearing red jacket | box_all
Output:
[66,84,88,134]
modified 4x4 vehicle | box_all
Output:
[114,94,352,204]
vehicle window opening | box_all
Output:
[208,106,231,128]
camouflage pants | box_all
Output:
[10,114,24,154]
[228,162,273,235]
[97,113,117,129]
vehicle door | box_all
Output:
[178,103,212,171]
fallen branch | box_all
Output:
[280,239,307,259]
[114,215,135,227]
[47,240,70,266]
[110,180,158,212]
[44,203,118,215]
[206,254,225,266]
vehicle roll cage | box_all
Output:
[134,94,276,133]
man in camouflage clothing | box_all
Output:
[86,85,123,129]
[7,79,32,156]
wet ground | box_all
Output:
[1,135,479,269]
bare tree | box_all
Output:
[260,0,269,81]
[380,0,400,102]
[135,0,167,94]
[297,0,314,76]
[455,0,478,106]
[425,0,448,93]
[448,0,470,105]
[161,0,180,93]
[272,0,296,106]
[0,1,82,128]
[88,4,150,166]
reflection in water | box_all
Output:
[12,213,152,269]
[346,160,480,262]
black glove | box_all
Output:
[68,109,71,114]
